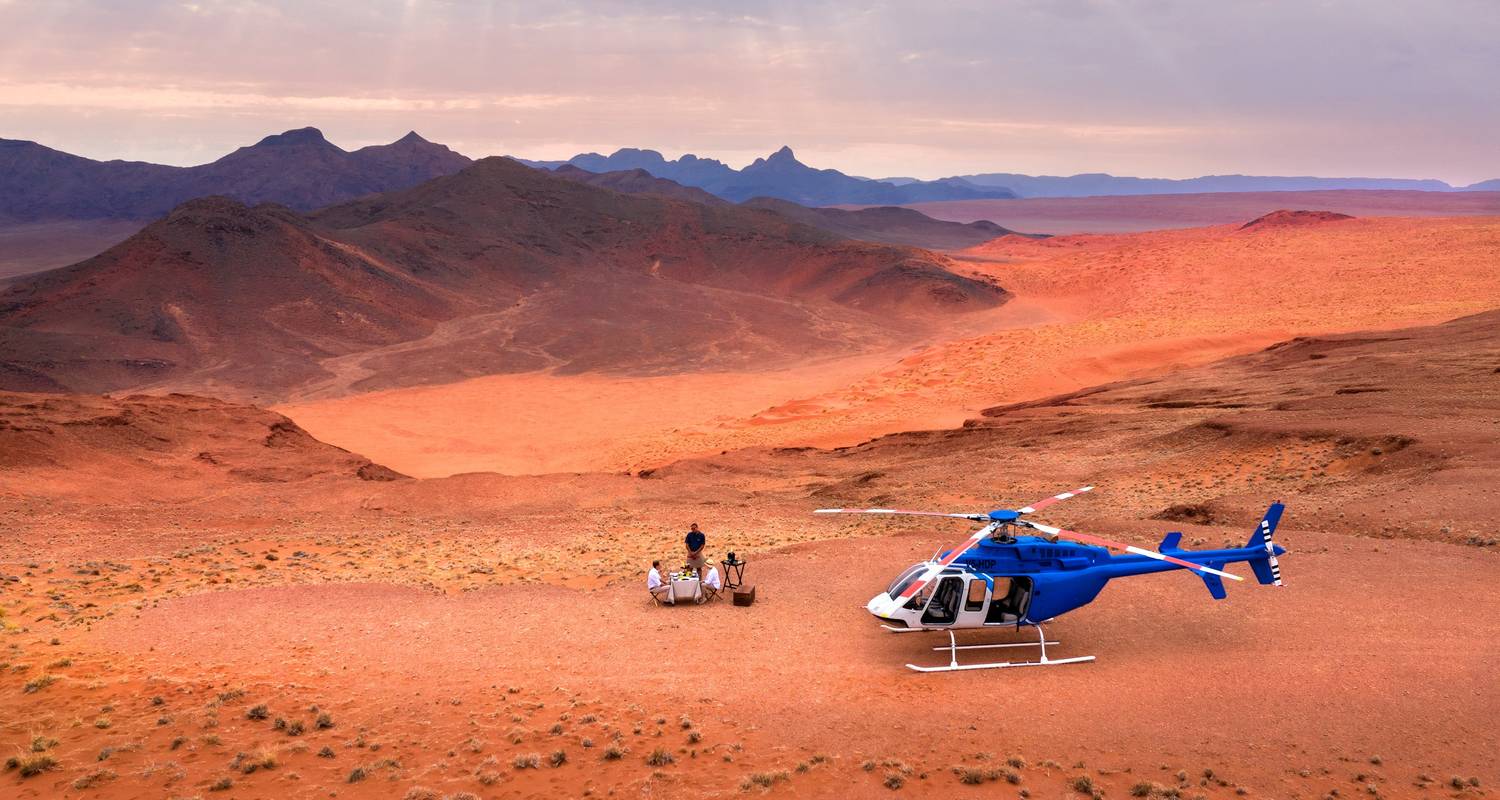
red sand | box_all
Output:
[5,309,1500,797]
[282,216,1500,478]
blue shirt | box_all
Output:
[686,530,705,553]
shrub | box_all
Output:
[30,735,57,752]
[23,674,57,693]
[884,772,905,790]
[246,705,269,721]
[317,746,335,758]
[17,752,58,777]
[347,765,368,783]
[513,753,540,769]
[550,749,567,767]
[1072,775,1097,794]
[315,712,334,729]
[646,748,674,767]
[72,768,115,789]
[210,776,233,791]
[749,770,789,787]
[603,745,625,761]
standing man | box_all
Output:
[684,522,707,580]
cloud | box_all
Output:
[0,81,584,113]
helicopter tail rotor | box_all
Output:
[1245,502,1287,586]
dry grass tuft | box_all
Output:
[23,674,57,693]
[73,768,116,789]
[6,751,59,778]
[646,747,674,767]
[512,753,540,770]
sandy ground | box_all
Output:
[281,215,1500,478]
[5,307,1500,798]
[889,190,1500,234]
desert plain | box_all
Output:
[3,188,1499,800]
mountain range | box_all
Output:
[0,128,471,221]
[529,147,1498,200]
[6,127,1493,230]
[521,146,1019,205]
[0,157,1004,399]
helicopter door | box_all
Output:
[919,576,963,625]
[954,577,991,627]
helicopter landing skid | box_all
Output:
[904,624,1095,673]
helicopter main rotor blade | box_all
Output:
[1017,485,1094,515]
[1017,519,1244,582]
[868,522,1000,617]
[814,508,989,522]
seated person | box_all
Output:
[647,560,673,604]
[703,565,723,593]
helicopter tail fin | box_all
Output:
[1245,502,1286,586]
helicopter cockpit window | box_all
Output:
[964,579,987,612]
[903,582,933,611]
[886,565,926,598]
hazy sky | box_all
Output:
[2,0,1496,182]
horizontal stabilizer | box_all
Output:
[1159,531,1183,552]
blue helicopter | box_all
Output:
[815,487,1286,672]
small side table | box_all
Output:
[721,557,746,590]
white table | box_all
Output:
[669,574,703,604]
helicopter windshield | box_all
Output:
[886,564,926,598]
